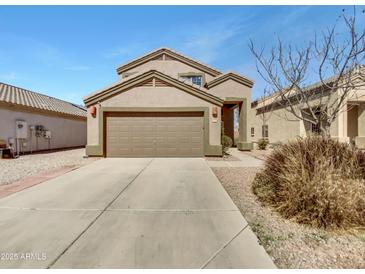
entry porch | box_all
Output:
[221,98,252,151]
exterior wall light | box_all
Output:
[212,106,218,118]
[89,105,97,118]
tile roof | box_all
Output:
[0,82,87,118]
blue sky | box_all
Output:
[0,5,359,105]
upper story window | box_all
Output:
[179,74,203,87]
[190,76,203,86]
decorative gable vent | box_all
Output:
[137,79,154,87]
[155,78,172,87]
[151,54,176,61]
[136,77,171,87]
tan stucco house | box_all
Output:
[83,48,254,157]
[250,72,365,149]
[0,82,87,155]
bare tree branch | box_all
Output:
[249,7,365,137]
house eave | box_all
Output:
[84,70,224,107]
[116,48,222,77]
[206,73,254,89]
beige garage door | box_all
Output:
[105,112,204,157]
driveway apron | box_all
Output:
[0,158,275,268]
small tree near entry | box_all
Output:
[249,7,365,137]
[221,122,233,154]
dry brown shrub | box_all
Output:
[253,136,365,229]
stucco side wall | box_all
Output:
[86,86,221,149]
[250,91,344,144]
[87,110,99,145]
[0,107,86,152]
[249,85,365,146]
[120,60,216,83]
[208,79,252,100]
[250,107,301,144]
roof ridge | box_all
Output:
[211,71,255,83]
[160,47,222,75]
[206,71,254,88]
[116,47,222,76]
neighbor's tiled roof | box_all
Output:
[0,82,86,118]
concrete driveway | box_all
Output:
[0,158,275,269]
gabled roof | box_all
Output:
[0,82,87,118]
[206,71,254,89]
[83,70,224,107]
[116,47,222,77]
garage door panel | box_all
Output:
[131,136,154,142]
[156,126,168,133]
[156,148,176,155]
[133,148,154,155]
[118,126,129,132]
[178,137,190,143]
[191,137,203,144]
[116,140,131,147]
[106,112,204,157]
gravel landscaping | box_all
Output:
[212,166,365,269]
[0,148,98,185]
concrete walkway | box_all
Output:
[0,158,275,269]
[206,148,264,168]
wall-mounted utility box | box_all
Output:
[35,125,45,137]
[15,120,28,139]
[44,131,52,139]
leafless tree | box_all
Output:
[249,7,365,136]
[254,87,276,135]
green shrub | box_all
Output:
[222,135,233,154]
[258,138,269,150]
[253,136,365,230]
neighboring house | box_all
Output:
[0,82,87,154]
[83,47,254,157]
[250,74,365,149]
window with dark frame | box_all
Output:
[262,125,268,138]
[191,76,202,86]
[311,108,322,134]
[180,75,203,87]
[251,127,255,137]
[311,123,321,134]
